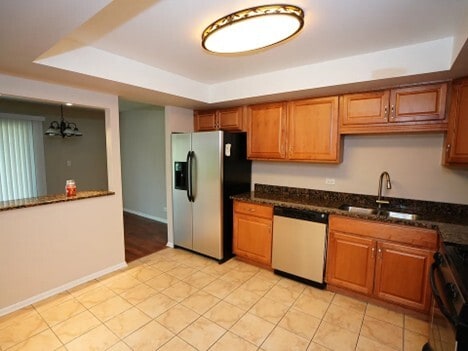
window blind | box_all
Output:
[0,115,46,201]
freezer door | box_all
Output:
[171,133,193,250]
[192,131,223,259]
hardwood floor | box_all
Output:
[123,211,168,262]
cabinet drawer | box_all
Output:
[234,201,273,219]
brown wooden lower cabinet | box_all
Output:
[374,241,432,311]
[326,231,375,295]
[326,215,437,313]
[233,200,273,266]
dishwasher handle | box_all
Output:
[273,207,328,224]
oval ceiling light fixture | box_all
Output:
[202,4,304,54]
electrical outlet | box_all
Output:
[325,178,336,185]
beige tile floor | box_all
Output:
[0,248,430,350]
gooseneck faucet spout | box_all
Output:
[376,171,392,208]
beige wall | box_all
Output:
[0,74,125,314]
[252,133,468,204]
[120,106,166,222]
[1,196,123,311]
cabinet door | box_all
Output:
[326,231,376,295]
[444,78,468,165]
[287,97,340,162]
[233,213,272,265]
[247,102,287,159]
[194,111,217,131]
[340,91,390,127]
[218,107,244,131]
[390,83,447,123]
[374,241,432,312]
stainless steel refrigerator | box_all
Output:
[171,131,251,261]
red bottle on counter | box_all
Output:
[65,179,77,197]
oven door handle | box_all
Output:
[430,262,459,327]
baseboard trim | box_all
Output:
[0,261,127,317]
[123,208,168,224]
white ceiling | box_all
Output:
[1,0,467,109]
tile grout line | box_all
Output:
[352,301,369,351]
[308,298,334,351]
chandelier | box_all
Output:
[44,105,83,138]
[201,4,304,54]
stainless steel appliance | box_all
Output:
[172,131,251,261]
[272,207,328,288]
[424,242,468,351]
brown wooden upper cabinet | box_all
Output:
[247,97,340,163]
[247,102,287,160]
[443,77,468,165]
[194,107,244,132]
[340,83,448,134]
[288,97,340,162]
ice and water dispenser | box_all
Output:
[174,161,187,190]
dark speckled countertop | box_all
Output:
[232,184,468,245]
[0,191,115,211]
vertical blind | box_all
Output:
[0,116,45,201]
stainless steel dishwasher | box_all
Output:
[272,207,328,288]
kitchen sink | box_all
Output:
[338,205,378,215]
[383,210,418,221]
[339,204,418,221]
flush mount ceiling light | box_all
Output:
[44,105,83,138]
[202,4,304,54]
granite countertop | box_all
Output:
[0,191,115,212]
[232,184,468,245]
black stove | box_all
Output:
[425,242,468,350]
[444,243,468,304]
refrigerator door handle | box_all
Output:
[187,151,194,202]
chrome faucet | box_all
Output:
[376,171,392,208]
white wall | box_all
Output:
[252,133,468,205]
[120,107,167,222]
[164,106,194,247]
[0,74,125,314]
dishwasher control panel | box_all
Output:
[273,207,328,223]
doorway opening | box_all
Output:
[120,99,168,262]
